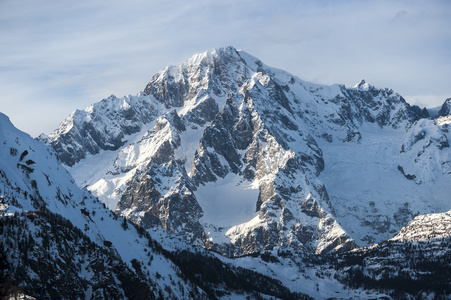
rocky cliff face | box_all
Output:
[438,98,451,117]
[41,47,451,257]
[38,94,159,167]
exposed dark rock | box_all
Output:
[118,160,205,245]
[185,97,219,126]
[438,98,451,116]
[40,95,158,166]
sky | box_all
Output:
[1,0,450,137]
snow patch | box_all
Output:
[196,173,259,242]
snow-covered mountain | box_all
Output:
[3,46,451,299]
[1,112,309,299]
[40,47,451,258]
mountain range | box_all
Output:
[2,46,450,299]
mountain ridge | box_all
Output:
[39,46,451,256]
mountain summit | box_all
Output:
[40,46,451,256]
[354,79,372,90]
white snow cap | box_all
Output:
[354,79,372,90]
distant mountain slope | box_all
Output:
[40,47,451,257]
[391,209,451,242]
[334,210,451,298]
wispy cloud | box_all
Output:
[1,0,450,136]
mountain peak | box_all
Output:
[438,98,451,117]
[184,46,240,67]
[354,79,373,90]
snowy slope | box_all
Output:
[318,121,451,245]
[0,112,207,299]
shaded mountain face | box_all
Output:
[0,113,210,299]
[41,46,451,256]
[438,98,451,117]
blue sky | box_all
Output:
[1,0,450,136]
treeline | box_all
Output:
[332,238,451,298]
[1,206,312,299]
[0,210,155,300]
[165,249,312,300]
[123,212,311,299]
